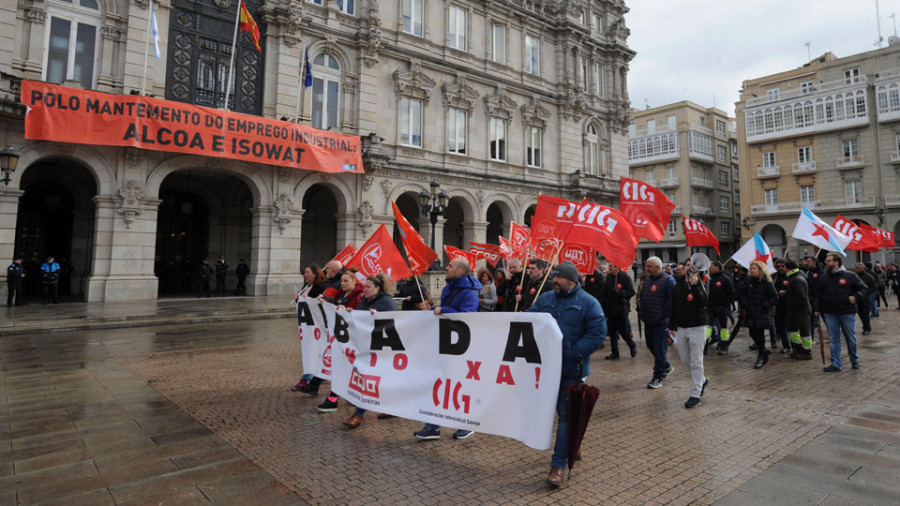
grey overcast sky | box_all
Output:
[625,0,900,117]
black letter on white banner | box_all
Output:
[502,322,542,363]
[371,319,405,351]
[334,313,350,343]
[439,319,471,355]
[297,301,314,326]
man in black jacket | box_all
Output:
[500,259,523,312]
[783,259,812,360]
[603,264,636,359]
[815,254,866,372]
[669,258,710,408]
[706,261,734,354]
[854,262,877,336]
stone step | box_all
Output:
[0,296,296,336]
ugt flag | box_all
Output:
[346,224,412,280]
[732,232,775,273]
[791,207,850,256]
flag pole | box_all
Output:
[223,1,242,110]
[141,0,153,95]
[296,44,306,121]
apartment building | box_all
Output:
[628,101,741,263]
[736,43,900,261]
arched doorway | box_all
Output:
[301,184,338,267]
[442,198,465,262]
[761,224,787,259]
[524,205,536,227]
[154,169,252,296]
[16,159,97,301]
[486,203,504,245]
[393,192,422,255]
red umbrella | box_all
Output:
[566,382,600,473]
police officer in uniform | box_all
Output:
[215,256,229,297]
[7,256,25,307]
[197,258,213,298]
[40,255,60,304]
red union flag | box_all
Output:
[531,237,563,261]
[469,242,501,266]
[346,224,412,280]
[558,243,595,273]
[532,195,578,240]
[833,215,882,252]
[391,201,438,275]
[331,243,357,266]
[683,217,720,255]
[509,222,532,258]
[445,245,476,266]
[619,177,676,241]
[877,228,896,248]
[566,200,638,271]
[499,237,513,261]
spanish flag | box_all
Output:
[239,1,261,52]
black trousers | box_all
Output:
[42,282,59,304]
[7,280,22,306]
[606,311,634,356]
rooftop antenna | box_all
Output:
[644,99,650,110]
[805,42,811,62]
[889,13,897,36]
[876,0,884,48]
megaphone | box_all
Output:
[688,252,711,274]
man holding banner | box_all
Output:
[528,261,606,487]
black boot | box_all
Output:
[763,348,771,365]
[754,351,765,369]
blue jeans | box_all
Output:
[551,377,581,468]
[822,313,859,369]
[644,323,670,380]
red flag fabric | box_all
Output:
[834,215,882,252]
[331,243,357,266]
[239,1,262,52]
[876,228,896,248]
[565,200,639,271]
[683,217,720,255]
[444,245,477,266]
[531,237,563,261]
[557,243,596,274]
[509,222,532,258]
[499,237,513,261]
[391,201,438,275]
[346,224,412,281]
[619,177,676,241]
[532,195,579,240]
[469,242,501,266]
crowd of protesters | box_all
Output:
[287,250,884,488]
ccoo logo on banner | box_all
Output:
[296,297,563,450]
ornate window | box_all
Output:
[447,108,466,154]
[311,53,341,130]
[400,97,423,147]
[448,5,466,51]
[167,0,265,115]
[484,86,516,163]
[585,123,599,175]
[489,118,507,161]
[393,62,435,148]
[491,23,506,64]
[337,0,355,15]
[403,0,424,36]
[45,0,101,89]
[524,34,540,75]
[526,127,542,168]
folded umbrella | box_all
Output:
[566,382,600,475]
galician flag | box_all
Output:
[732,232,775,273]
[791,207,851,256]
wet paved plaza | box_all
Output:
[2,297,900,504]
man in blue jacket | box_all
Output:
[528,261,606,488]
[414,258,482,441]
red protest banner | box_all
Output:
[683,217,720,255]
[22,80,363,174]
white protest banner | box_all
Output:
[296,298,563,450]
[297,297,337,379]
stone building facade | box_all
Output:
[0,0,634,302]
[736,44,900,262]
[628,101,741,263]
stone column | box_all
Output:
[0,189,23,302]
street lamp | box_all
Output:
[0,146,20,186]
[419,180,449,269]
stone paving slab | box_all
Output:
[3,309,900,504]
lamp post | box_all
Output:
[0,146,20,186]
[419,180,449,270]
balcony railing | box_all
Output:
[791,161,817,173]
[756,165,780,178]
[835,155,864,169]
[890,151,900,163]
[659,177,679,188]
[750,201,818,214]
[691,206,715,216]
[691,177,714,189]
[745,75,868,107]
